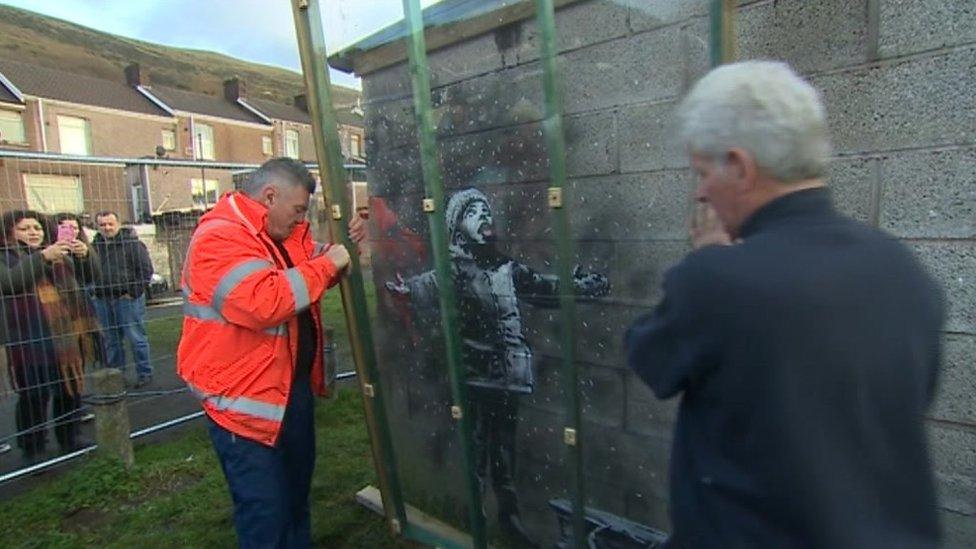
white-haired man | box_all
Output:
[625,61,944,547]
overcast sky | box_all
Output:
[0,0,441,88]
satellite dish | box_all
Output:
[155,145,166,158]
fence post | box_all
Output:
[90,368,134,468]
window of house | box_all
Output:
[194,123,215,160]
[285,129,300,159]
[23,174,84,213]
[57,115,91,155]
[162,128,177,151]
[350,134,363,158]
[191,178,220,208]
[0,109,26,144]
[262,135,273,156]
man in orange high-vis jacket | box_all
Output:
[177,158,353,548]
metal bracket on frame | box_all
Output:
[331,204,342,220]
[362,383,375,398]
[547,187,563,209]
[422,198,436,213]
[564,427,577,446]
[450,405,463,420]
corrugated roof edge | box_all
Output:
[328,0,584,77]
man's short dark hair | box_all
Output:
[244,158,316,197]
[95,211,119,221]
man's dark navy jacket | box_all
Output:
[626,188,944,548]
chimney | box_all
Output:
[294,94,308,112]
[224,77,246,102]
[125,63,149,87]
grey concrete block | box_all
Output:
[429,32,507,89]
[439,123,549,188]
[629,0,709,33]
[565,111,618,177]
[927,423,976,515]
[517,403,570,469]
[618,100,687,174]
[516,0,631,64]
[362,63,412,103]
[880,148,976,239]
[580,364,626,428]
[736,0,870,74]
[813,48,976,155]
[431,62,545,138]
[625,371,680,438]
[524,355,567,416]
[931,334,976,425]
[364,97,417,153]
[562,28,685,115]
[942,507,976,548]
[364,143,422,198]
[910,241,976,334]
[583,422,671,493]
[879,0,976,59]
[612,240,690,307]
[438,110,616,188]
[828,156,877,224]
[569,171,694,241]
[576,301,644,367]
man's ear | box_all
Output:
[259,185,276,206]
[725,147,759,190]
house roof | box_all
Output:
[147,85,268,124]
[0,58,170,116]
[247,97,363,128]
[0,80,18,104]
[247,97,310,124]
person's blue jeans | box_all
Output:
[93,295,152,377]
[207,375,315,548]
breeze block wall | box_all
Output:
[348,1,975,545]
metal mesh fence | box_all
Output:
[0,150,363,478]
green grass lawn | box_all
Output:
[0,278,402,547]
[0,389,399,548]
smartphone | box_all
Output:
[57,223,77,242]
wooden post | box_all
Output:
[90,368,134,468]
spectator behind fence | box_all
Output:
[91,211,154,388]
[625,61,945,547]
[177,158,360,547]
[0,210,101,458]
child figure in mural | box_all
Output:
[386,188,609,546]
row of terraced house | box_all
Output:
[0,59,364,221]
[0,59,366,289]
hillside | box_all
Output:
[0,4,359,109]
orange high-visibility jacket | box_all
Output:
[177,191,340,446]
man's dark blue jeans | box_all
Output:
[207,375,315,548]
[93,294,152,377]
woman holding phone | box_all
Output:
[0,210,100,458]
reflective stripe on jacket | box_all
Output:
[176,192,340,446]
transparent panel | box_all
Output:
[319,0,713,546]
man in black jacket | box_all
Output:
[92,211,154,386]
[625,61,944,547]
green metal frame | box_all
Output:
[400,1,488,547]
[710,0,737,67]
[533,0,586,547]
[291,0,407,536]
[290,1,740,547]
